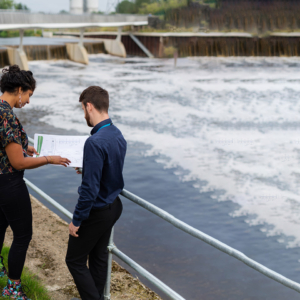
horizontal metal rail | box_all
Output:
[24,176,184,300]
[111,246,185,300]
[24,178,73,220]
[28,136,300,295]
[120,189,300,293]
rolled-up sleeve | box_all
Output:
[0,114,22,149]
[72,139,104,226]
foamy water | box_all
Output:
[25,55,300,248]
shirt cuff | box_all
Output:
[72,218,82,227]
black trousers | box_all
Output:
[0,171,33,280]
[66,197,123,300]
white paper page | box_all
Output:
[34,134,89,168]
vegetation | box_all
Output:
[0,246,51,300]
[0,0,29,10]
[116,0,189,15]
[139,0,188,15]
[0,29,42,37]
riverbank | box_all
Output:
[3,195,161,300]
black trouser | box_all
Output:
[0,171,33,280]
[66,197,123,300]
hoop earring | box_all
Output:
[19,94,22,108]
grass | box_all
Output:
[0,246,51,300]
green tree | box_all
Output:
[14,3,29,10]
[116,0,136,13]
[0,0,14,9]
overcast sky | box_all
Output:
[20,0,113,14]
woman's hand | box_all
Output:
[48,156,71,167]
[27,146,39,157]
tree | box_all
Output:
[14,3,29,10]
[116,0,136,13]
[0,0,14,9]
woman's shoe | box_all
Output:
[0,255,7,277]
[2,278,31,300]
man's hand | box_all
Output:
[69,222,80,237]
[75,167,82,174]
[27,146,39,157]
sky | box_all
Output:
[19,0,114,14]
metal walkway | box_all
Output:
[25,137,300,300]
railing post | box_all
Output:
[19,29,24,51]
[116,26,122,42]
[79,27,85,46]
[104,227,115,300]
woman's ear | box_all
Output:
[18,87,23,94]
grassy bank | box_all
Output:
[0,246,51,300]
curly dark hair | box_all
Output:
[0,65,36,94]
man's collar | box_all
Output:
[91,118,112,135]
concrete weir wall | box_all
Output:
[66,43,89,64]
[0,43,106,69]
[103,39,126,58]
[6,47,29,70]
[81,32,300,57]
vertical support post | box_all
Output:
[19,29,24,51]
[104,227,114,300]
[159,36,164,58]
[79,28,85,46]
[116,26,122,42]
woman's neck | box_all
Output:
[1,93,17,108]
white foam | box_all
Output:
[25,55,300,248]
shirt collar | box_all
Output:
[91,118,112,135]
[0,100,12,110]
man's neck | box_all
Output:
[92,113,110,127]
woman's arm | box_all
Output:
[5,142,71,170]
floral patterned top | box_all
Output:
[0,100,28,174]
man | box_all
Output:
[66,86,127,300]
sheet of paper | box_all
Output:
[34,134,89,168]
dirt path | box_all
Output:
[4,195,161,300]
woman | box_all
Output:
[0,65,70,300]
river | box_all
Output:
[15,54,300,299]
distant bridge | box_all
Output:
[0,12,149,69]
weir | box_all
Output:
[0,42,106,68]
[0,12,148,69]
[58,31,300,58]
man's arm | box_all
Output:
[72,140,104,227]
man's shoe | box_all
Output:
[2,278,31,300]
[0,255,7,277]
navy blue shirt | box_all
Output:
[72,118,127,227]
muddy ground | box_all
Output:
[4,195,161,300]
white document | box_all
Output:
[34,134,89,168]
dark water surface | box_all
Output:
[21,119,300,300]
[9,54,300,300]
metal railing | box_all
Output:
[27,137,300,299]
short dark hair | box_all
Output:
[79,86,109,113]
[0,65,36,94]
